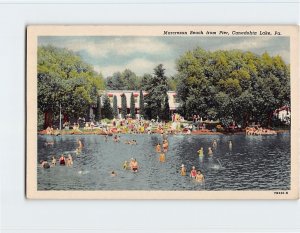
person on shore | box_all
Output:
[159,153,166,162]
[180,164,187,176]
[195,170,205,183]
[59,154,66,166]
[51,156,56,167]
[40,160,50,169]
[197,147,204,157]
[190,166,197,178]
[156,144,161,153]
[131,159,139,172]
[208,147,213,156]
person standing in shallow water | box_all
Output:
[180,164,187,176]
[190,166,197,178]
[197,147,204,157]
[159,153,166,162]
[195,170,205,182]
[229,140,233,150]
[208,147,213,156]
[156,144,161,153]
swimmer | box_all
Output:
[77,139,83,149]
[190,166,197,178]
[156,144,161,153]
[197,147,204,157]
[111,171,117,177]
[162,140,169,152]
[208,147,213,156]
[159,153,166,162]
[40,160,50,169]
[51,156,56,167]
[59,154,66,166]
[44,141,54,146]
[180,164,187,176]
[195,170,205,182]
[229,140,233,149]
[123,160,129,170]
[212,139,217,148]
[131,159,139,172]
[67,154,73,165]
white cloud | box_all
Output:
[216,37,273,51]
[95,58,176,77]
[50,37,172,59]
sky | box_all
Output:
[38,36,289,78]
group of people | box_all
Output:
[40,154,73,169]
[245,127,276,135]
[180,165,205,183]
[122,158,139,172]
[40,139,83,169]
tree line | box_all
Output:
[37,45,290,129]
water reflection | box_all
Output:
[37,133,290,191]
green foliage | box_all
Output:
[113,95,118,118]
[106,69,140,90]
[121,94,127,119]
[144,64,168,120]
[130,93,136,118]
[37,45,105,127]
[95,95,102,121]
[102,95,113,119]
[176,48,290,127]
[162,94,170,121]
[139,89,145,117]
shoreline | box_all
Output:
[37,129,290,136]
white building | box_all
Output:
[99,90,180,118]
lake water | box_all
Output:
[37,133,290,191]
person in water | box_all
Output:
[68,154,73,165]
[111,171,117,177]
[51,156,56,167]
[159,153,166,162]
[208,147,213,156]
[197,147,204,156]
[229,140,233,149]
[123,161,129,170]
[156,144,161,153]
[180,164,187,176]
[162,140,169,152]
[190,166,197,178]
[40,160,50,169]
[131,159,139,172]
[212,139,217,148]
[195,170,205,182]
[77,139,83,149]
[59,154,66,166]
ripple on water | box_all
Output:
[37,134,291,191]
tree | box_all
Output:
[95,95,102,121]
[102,95,113,119]
[130,93,136,118]
[113,95,118,118]
[37,45,105,128]
[139,89,145,118]
[162,94,170,121]
[121,94,127,119]
[176,48,290,127]
[144,64,168,120]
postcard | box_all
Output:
[26,25,299,199]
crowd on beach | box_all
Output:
[43,112,278,137]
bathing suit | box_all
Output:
[191,170,197,178]
[132,167,138,172]
[60,159,65,165]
